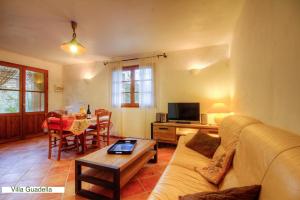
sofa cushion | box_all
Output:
[148,165,217,200]
[185,131,221,158]
[196,146,235,185]
[170,133,211,170]
[179,185,261,200]
[218,168,239,190]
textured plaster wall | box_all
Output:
[230,0,300,134]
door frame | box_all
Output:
[0,61,48,141]
[22,66,49,115]
[0,61,23,140]
[22,65,48,137]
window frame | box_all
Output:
[121,65,139,108]
[25,68,46,113]
[0,61,48,116]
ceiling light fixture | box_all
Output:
[61,21,86,55]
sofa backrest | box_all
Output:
[218,115,261,189]
[259,147,300,200]
[220,115,300,200]
[218,115,261,149]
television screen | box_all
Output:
[168,103,200,121]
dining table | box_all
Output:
[42,115,110,154]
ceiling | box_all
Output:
[0,0,244,65]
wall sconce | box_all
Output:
[188,63,210,75]
[82,71,95,83]
[84,78,92,84]
[54,85,64,93]
[189,68,200,75]
[83,73,94,80]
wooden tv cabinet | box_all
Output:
[151,122,219,144]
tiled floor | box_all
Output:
[0,135,175,200]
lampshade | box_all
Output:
[208,103,230,113]
[207,103,230,125]
[61,38,86,55]
[61,21,86,55]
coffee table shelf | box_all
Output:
[75,139,157,200]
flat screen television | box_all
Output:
[168,103,200,122]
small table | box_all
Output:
[75,138,157,200]
[42,116,106,135]
[43,116,112,153]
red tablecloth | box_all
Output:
[42,117,96,135]
[42,116,110,135]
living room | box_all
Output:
[0,0,300,200]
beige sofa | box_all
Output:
[148,115,300,200]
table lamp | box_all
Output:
[208,103,230,125]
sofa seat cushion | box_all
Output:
[149,165,217,200]
[218,168,240,190]
[170,134,211,170]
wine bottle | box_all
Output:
[87,104,92,119]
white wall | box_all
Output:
[0,49,64,111]
[157,45,231,113]
[63,62,110,111]
[63,45,231,138]
[230,0,300,134]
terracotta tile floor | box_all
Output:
[0,135,175,200]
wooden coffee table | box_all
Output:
[75,138,157,200]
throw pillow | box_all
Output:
[185,131,221,158]
[195,147,235,185]
[179,185,261,200]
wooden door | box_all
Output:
[0,62,22,141]
[22,66,48,137]
[0,61,48,142]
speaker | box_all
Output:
[160,113,168,123]
[156,113,168,123]
[156,113,161,122]
[201,113,208,125]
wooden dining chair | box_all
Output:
[85,109,112,149]
[46,112,78,160]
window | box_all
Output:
[0,65,20,113]
[0,62,47,114]
[111,62,154,108]
[25,70,45,112]
[122,65,139,107]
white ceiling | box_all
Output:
[0,0,244,65]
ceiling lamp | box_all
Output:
[61,21,86,55]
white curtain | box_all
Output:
[110,62,123,108]
[108,61,123,137]
[138,58,155,108]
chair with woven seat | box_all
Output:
[84,109,112,149]
[46,112,78,160]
